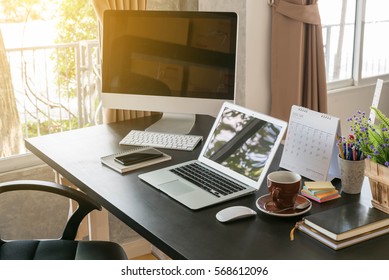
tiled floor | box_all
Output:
[131,254,158,260]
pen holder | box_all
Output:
[338,156,366,194]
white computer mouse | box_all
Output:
[216,206,257,223]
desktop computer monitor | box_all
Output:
[102,10,238,134]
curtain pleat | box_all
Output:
[91,0,154,123]
[270,0,327,122]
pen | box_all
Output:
[338,141,345,159]
[344,142,348,159]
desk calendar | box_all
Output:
[280,106,340,181]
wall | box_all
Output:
[200,0,389,133]
[199,0,271,113]
[328,82,389,134]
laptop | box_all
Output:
[139,102,287,210]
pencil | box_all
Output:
[338,142,345,159]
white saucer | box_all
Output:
[256,194,312,217]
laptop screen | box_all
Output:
[199,103,287,189]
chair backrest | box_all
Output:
[0,180,128,260]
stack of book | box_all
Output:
[100,147,171,174]
[301,181,341,203]
[294,203,389,250]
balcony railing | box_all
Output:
[323,20,389,82]
[5,40,102,139]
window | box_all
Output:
[361,0,389,79]
[0,0,99,163]
[319,0,389,88]
[0,0,198,164]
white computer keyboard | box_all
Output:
[119,130,203,151]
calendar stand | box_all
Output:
[280,106,341,182]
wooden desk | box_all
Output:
[25,115,389,259]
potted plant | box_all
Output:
[348,107,389,166]
[348,107,389,212]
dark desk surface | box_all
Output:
[26,114,389,260]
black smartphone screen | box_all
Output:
[114,150,163,166]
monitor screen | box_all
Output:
[102,10,238,133]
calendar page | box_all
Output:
[280,106,340,181]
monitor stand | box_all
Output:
[145,113,196,135]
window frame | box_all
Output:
[0,152,44,174]
[327,0,389,90]
[0,0,199,170]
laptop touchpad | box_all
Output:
[160,180,195,196]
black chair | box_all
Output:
[0,180,128,260]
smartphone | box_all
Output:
[114,149,163,166]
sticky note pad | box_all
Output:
[305,181,335,190]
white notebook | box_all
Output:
[101,147,171,174]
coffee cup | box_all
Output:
[267,171,301,209]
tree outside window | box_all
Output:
[0,0,97,158]
[0,0,198,159]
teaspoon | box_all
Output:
[271,200,311,213]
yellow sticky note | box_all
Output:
[304,181,335,190]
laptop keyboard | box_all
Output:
[170,162,246,197]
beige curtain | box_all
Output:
[91,0,154,123]
[270,0,328,122]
